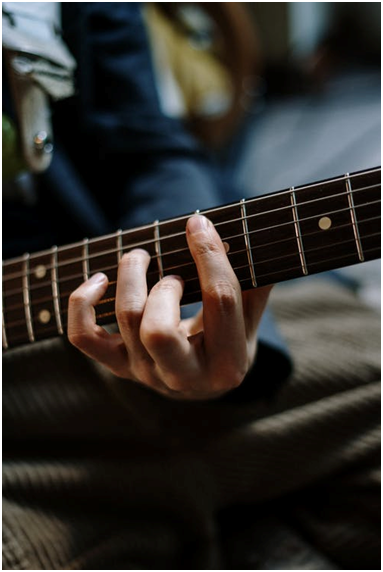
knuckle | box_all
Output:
[155,367,185,392]
[116,302,143,329]
[68,328,90,349]
[140,323,174,351]
[68,289,87,308]
[131,359,151,384]
[205,280,238,312]
[212,364,248,391]
[192,239,221,259]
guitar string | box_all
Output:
[4,229,381,326]
[3,191,380,293]
[3,200,380,300]
[2,180,379,280]
[3,182,379,277]
[4,167,379,269]
[4,244,380,338]
[95,248,381,321]
[5,217,380,312]
[62,229,383,312]
[6,242,382,333]
[4,167,381,340]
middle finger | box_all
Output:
[115,249,152,366]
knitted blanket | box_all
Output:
[3,279,380,570]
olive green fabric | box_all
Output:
[2,279,380,569]
[2,114,26,182]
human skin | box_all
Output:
[68,214,272,400]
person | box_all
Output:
[3,4,380,570]
[3,3,290,566]
[3,1,291,400]
[67,216,274,401]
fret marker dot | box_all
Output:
[38,309,51,324]
[34,265,47,279]
[319,216,332,230]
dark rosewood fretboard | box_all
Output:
[3,167,381,349]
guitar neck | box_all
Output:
[3,167,381,349]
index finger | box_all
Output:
[186,215,248,384]
[67,273,127,372]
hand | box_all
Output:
[68,215,272,400]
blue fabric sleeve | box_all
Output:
[60,3,224,223]
[60,2,292,399]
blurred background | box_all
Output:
[145,1,381,308]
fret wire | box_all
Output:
[142,216,380,284]
[116,229,123,264]
[6,170,370,268]
[20,167,383,264]
[66,182,377,269]
[45,230,383,316]
[75,245,383,320]
[290,187,308,275]
[41,183,383,267]
[345,174,364,262]
[78,246,383,321]
[3,191,380,288]
[3,203,381,300]
[85,230,381,307]
[7,244,381,336]
[8,223,378,312]
[51,246,64,335]
[240,199,257,287]
[101,197,380,271]
[153,220,164,279]
[233,245,380,287]
[82,238,89,281]
[6,237,381,331]
[2,180,380,278]
[23,253,35,342]
[5,171,379,274]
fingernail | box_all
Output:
[223,241,230,253]
[162,274,184,285]
[187,214,210,234]
[88,272,107,284]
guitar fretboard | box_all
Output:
[3,167,381,349]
